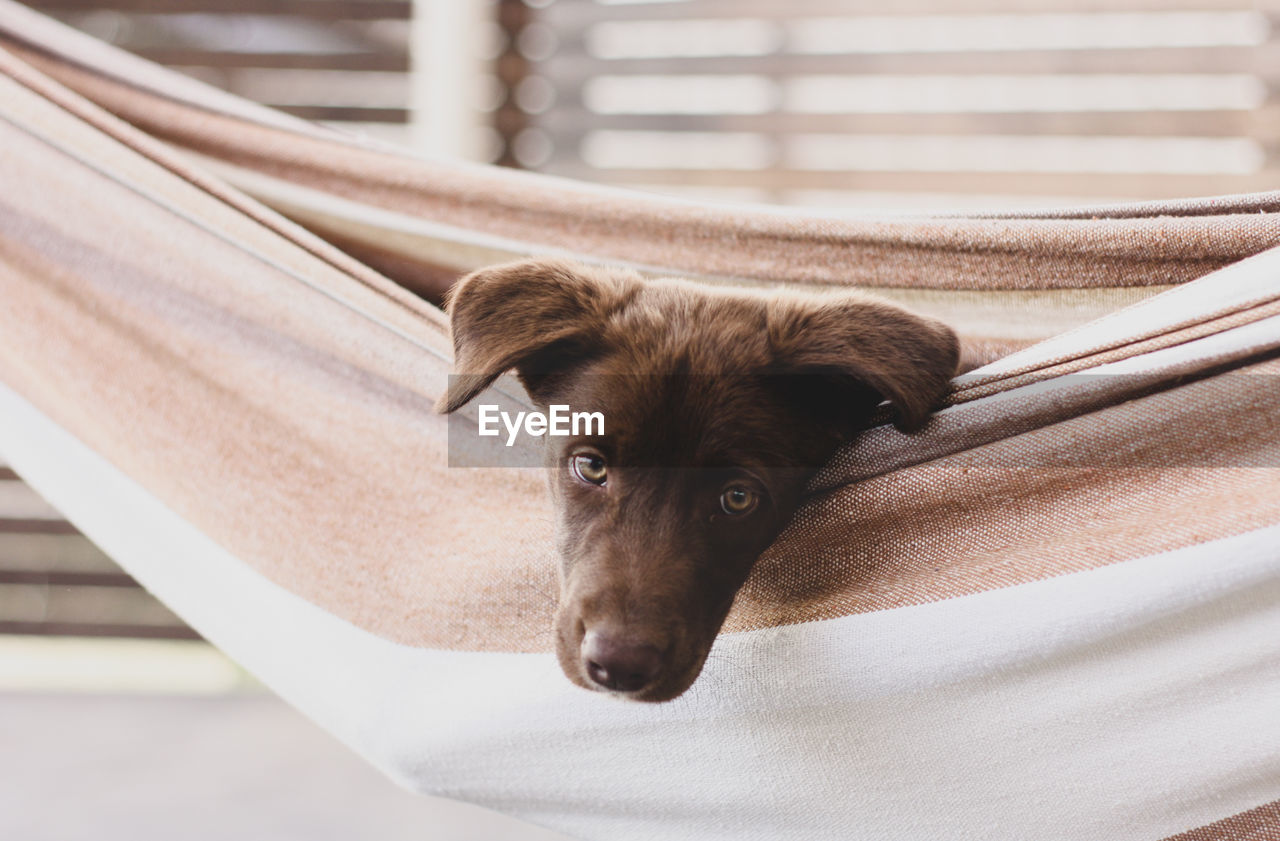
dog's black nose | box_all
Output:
[582,631,662,693]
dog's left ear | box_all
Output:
[435,258,640,413]
[770,294,960,432]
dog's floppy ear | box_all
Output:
[435,258,639,413]
[770,294,959,432]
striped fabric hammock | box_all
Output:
[2,2,1279,838]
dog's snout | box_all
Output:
[581,630,663,694]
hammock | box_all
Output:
[2,3,1279,838]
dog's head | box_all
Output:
[437,258,958,702]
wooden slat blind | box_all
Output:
[522,0,1280,208]
[31,0,415,137]
[0,464,197,640]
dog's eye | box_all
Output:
[570,451,608,486]
[720,484,758,516]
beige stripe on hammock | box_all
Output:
[1162,799,1280,841]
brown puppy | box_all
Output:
[437,258,958,702]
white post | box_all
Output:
[410,0,495,161]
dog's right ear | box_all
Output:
[769,293,960,433]
[435,258,639,413]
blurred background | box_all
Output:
[2,0,1278,838]
[20,0,1280,210]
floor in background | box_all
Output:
[0,691,575,841]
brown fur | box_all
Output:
[437,258,959,702]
